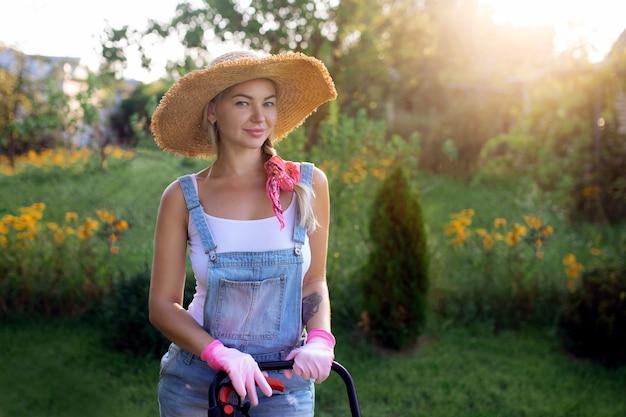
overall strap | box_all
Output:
[292,162,314,254]
[177,175,218,262]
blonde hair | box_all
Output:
[201,81,319,235]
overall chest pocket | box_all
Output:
[212,274,287,340]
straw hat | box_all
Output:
[150,50,337,158]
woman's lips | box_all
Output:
[244,128,266,137]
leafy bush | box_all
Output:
[360,166,430,349]
[306,110,421,328]
[100,268,196,358]
[434,209,564,330]
[557,264,626,368]
[0,204,130,316]
[473,132,538,186]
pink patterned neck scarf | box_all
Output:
[264,155,300,230]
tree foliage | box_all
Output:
[361,165,430,350]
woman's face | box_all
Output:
[208,78,277,151]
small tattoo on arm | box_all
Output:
[302,292,322,325]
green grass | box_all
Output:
[1,318,624,417]
[2,149,625,416]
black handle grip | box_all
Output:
[208,360,361,417]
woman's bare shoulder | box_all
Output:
[158,178,189,225]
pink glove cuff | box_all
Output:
[200,339,225,370]
[306,328,336,349]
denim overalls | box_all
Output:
[157,162,315,417]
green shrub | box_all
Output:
[100,267,195,358]
[557,264,626,368]
[0,203,129,317]
[361,166,430,349]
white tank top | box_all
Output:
[185,173,312,327]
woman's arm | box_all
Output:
[148,180,214,357]
[302,166,332,332]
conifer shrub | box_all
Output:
[557,264,626,368]
[361,165,430,349]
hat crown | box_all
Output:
[210,50,263,67]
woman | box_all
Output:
[149,50,338,416]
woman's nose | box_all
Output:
[251,103,266,121]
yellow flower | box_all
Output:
[563,253,577,267]
[445,220,466,236]
[64,226,76,236]
[494,218,507,228]
[476,228,489,238]
[84,217,100,232]
[505,231,521,246]
[524,215,543,230]
[109,233,118,242]
[96,209,116,224]
[494,232,504,241]
[534,239,543,248]
[0,222,8,234]
[13,216,33,231]
[461,208,475,218]
[2,214,17,225]
[541,225,554,236]
[53,229,65,244]
[114,219,129,232]
[18,211,40,224]
[581,185,600,199]
[65,211,79,222]
[566,264,583,285]
[0,235,7,248]
[450,210,472,227]
[371,167,385,180]
[512,223,527,237]
[47,222,60,231]
[77,226,91,240]
[482,235,494,250]
[564,255,584,292]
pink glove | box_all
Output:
[200,340,272,407]
[284,328,335,383]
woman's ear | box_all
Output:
[206,101,217,125]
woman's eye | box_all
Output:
[265,102,275,107]
[236,101,249,106]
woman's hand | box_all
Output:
[284,329,336,383]
[201,340,272,407]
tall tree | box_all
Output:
[99,0,435,149]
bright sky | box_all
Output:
[483,0,626,60]
[1,0,624,83]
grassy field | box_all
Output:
[1,317,625,417]
[2,148,625,416]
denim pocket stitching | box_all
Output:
[213,274,286,340]
[159,345,181,378]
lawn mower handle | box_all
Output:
[208,360,361,417]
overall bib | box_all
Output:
[157,162,316,417]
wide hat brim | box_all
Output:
[150,51,337,158]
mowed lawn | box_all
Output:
[2,148,625,416]
[1,317,625,417]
